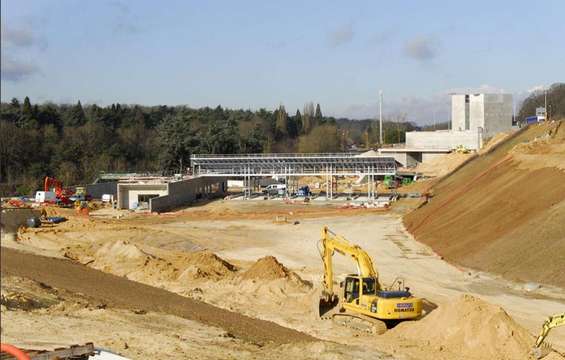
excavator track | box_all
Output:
[318,299,387,335]
[331,311,387,335]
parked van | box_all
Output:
[35,191,56,203]
[263,183,286,196]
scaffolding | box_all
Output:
[190,153,397,201]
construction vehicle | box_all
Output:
[454,145,471,154]
[317,226,423,334]
[43,177,72,206]
[532,312,565,359]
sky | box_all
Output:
[1,0,564,124]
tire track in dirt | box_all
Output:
[0,247,317,346]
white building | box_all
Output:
[451,93,513,138]
[379,93,513,167]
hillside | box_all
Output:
[404,120,565,288]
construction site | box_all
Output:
[1,117,565,359]
[2,1,565,357]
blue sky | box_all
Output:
[2,0,564,124]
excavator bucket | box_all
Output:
[532,343,552,360]
[318,294,339,318]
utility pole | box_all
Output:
[544,88,548,121]
[379,90,383,145]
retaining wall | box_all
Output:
[406,130,480,150]
[86,182,118,199]
[150,177,227,213]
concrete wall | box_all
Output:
[451,94,467,131]
[469,94,485,132]
[150,177,227,213]
[381,152,408,168]
[483,93,513,137]
[453,93,513,138]
[86,182,117,199]
[406,130,480,150]
[421,152,446,163]
[117,184,168,209]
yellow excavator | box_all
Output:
[532,312,565,359]
[317,226,422,333]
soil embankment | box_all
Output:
[0,247,316,346]
[404,121,565,287]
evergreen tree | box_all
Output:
[64,100,86,127]
[244,123,266,153]
[294,109,303,135]
[274,104,288,140]
[315,103,323,125]
[19,96,38,129]
[157,113,199,172]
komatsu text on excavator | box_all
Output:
[317,226,422,333]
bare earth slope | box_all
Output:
[0,247,316,346]
[404,121,565,287]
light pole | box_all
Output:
[379,90,383,145]
[544,88,548,121]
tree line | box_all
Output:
[517,83,565,122]
[0,97,418,194]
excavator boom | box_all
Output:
[320,226,378,297]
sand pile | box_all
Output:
[96,240,150,260]
[64,241,237,284]
[177,251,237,280]
[241,256,311,288]
[87,240,177,283]
[414,152,473,177]
[389,294,535,359]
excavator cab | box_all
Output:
[344,276,377,303]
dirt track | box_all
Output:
[0,247,316,346]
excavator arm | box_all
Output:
[319,226,379,298]
[534,313,565,349]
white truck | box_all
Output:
[35,191,56,203]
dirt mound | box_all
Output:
[241,256,311,288]
[96,240,149,260]
[1,247,318,346]
[414,152,473,177]
[389,294,534,359]
[404,121,565,287]
[64,240,237,283]
[178,250,237,280]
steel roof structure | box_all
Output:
[190,153,397,177]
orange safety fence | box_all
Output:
[1,343,31,360]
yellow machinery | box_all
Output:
[532,312,565,359]
[317,226,422,333]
